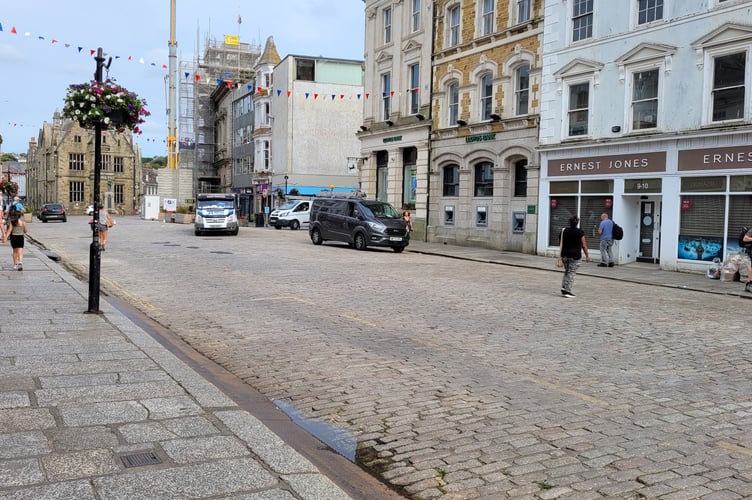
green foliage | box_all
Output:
[1,153,17,162]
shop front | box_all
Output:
[538,135,752,273]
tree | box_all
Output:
[1,153,17,162]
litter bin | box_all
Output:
[254,213,265,227]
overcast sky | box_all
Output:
[0,1,365,158]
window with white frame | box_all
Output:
[384,6,392,44]
[517,0,531,24]
[412,0,421,32]
[448,5,461,47]
[631,69,659,130]
[638,0,663,25]
[567,82,590,136]
[410,64,420,114]
[480,0,494,36]
[448,82,459,126]
[515,65,530,115]
[480,73,493,121]
[382,72,392,120]
[572,0,593,42]
[263,141,270,170]
[712,51,745,122]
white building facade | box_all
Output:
[359,0,434,236]
[269,55,363,197]
[538,0,752,272]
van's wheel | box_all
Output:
[392,246,405,253]
[290,220,300,230]
[354,232,367,250]
[310,228,323,245]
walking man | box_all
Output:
[598,212,615,267]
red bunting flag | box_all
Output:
[314,93,319,99]
[340,94,345,99]
[257,86,262,93]
[52,39,58,44]
[11,27,17,34]
[365,93,369,99]
[287,90,291,97]
[195,74,200,81]
[226,81,233,88]
[90,49,95,56]
[390,91,395,97]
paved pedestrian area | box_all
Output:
[18,220,752,499]
[0,245,357,499]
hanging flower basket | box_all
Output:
[62,79,150,133]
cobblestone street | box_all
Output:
[34,217,752,499]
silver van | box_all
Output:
[308,194,409,252]
[270,199,311,230]
[194,193,239,236]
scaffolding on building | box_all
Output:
[179,35,260,196]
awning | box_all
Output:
[288,186,357,196]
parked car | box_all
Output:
[38,203,67,223]
[308,193,409,252]
[270,199,311,230]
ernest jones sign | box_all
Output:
[548,152,666,177]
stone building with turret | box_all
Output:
[26,111,142,215]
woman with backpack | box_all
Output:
[2,209,27,271]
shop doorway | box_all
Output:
[637,198,661,263]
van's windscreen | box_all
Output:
[361,202,400,219]
[197,200,234,209]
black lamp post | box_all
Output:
[86,47,110,314]
[284,175,288,198]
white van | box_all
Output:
[270,199,311,230]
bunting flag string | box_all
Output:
[0,17,392,100]
[0,18,170,71]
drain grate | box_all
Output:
[121,451,162,468]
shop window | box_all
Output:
[512,211,525,233]
[678,195,725,261]
[728,194,752,253]
[476,206,488,226]
[474,161,494,196]
[444,205,455,224]
[443,164,459,196]
[582,197,612,251]
[549,196,577,246]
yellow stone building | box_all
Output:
[27,111,142,216]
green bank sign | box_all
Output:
[465,133,496,143]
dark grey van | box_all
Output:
[309,195,409,252]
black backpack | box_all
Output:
[739,227,752,248]
[612,220,623,241]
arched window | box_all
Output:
[448,82,459,126]
[514,159,528,197]
[443,164,459,196]
[515,65,530,116]
[474,161,494,196]
[480,73,493,121]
